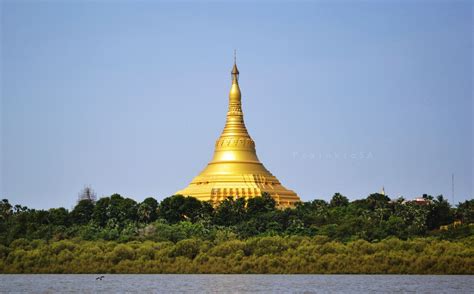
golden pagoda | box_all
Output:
[176,56,300,207]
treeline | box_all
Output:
[0,193,473,245]
[1,236,472,274]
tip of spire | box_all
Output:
[231,50,240,84]
[232,50,239,75]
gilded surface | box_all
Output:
[176,61,300,207]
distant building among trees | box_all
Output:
[403,195,433,206]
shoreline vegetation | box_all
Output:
[1,237,472,274]
[1,192,473,274]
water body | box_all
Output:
[1,274,472,293]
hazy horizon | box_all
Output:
[1,1,472,209]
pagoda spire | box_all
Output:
[222,53,249,138]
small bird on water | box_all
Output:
[96,276,105,281]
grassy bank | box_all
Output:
[1,236,472,274]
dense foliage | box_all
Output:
[0,193,473,273]
[0,236,472,274]
[1,193,472,244]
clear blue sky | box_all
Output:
[1,0,472,209]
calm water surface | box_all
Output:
[0,274,473,293]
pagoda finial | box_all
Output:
[231,50,239,84]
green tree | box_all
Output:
[158,195,203,224]
[246,193,276,215]
[366,193,391,210]
[92,197,110,227]
[108,194,138,224]
[213,197,246,226]
[330,193,349,208]
[456,200,474,224]
[48,208,70,226]
[138,197,158,223]
[426,195,453,230]
[0,199,12,221]
[71,199,95,225]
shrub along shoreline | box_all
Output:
[1,236,473,274]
